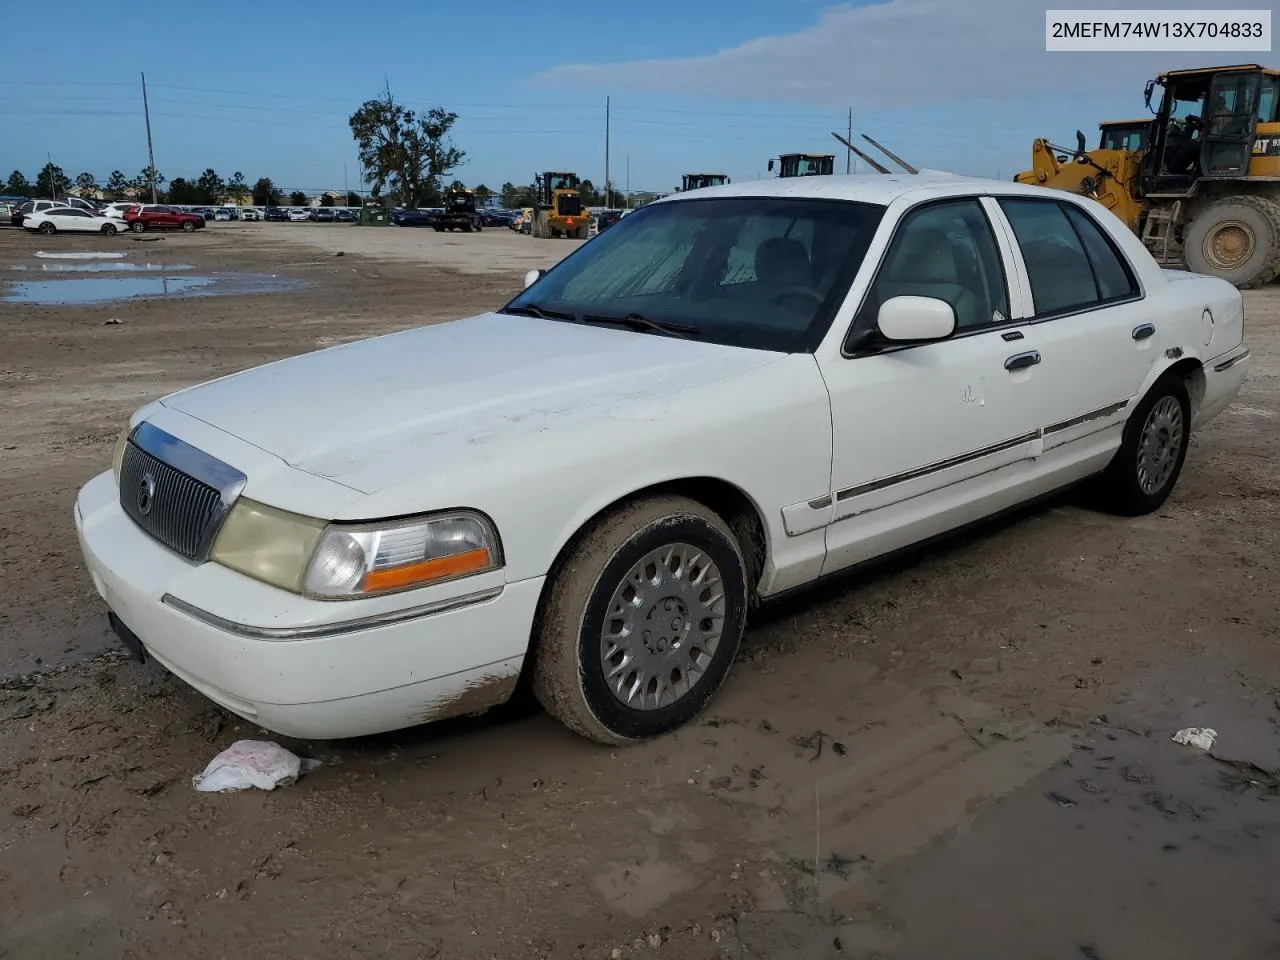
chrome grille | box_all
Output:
[117,423,246,562]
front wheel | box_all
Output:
[531,496,748,745]
[101,223,117,235]
[130,220,145,233]
[1092,373,1191,516]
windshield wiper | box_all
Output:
[500,303,577,321]
[581,312,701,339]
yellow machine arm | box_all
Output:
[1014,139,1145,232]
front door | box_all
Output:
[817,197,1045,576]
[1202,71,1261,176]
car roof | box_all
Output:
[647,171,1072,208]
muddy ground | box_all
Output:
[2,221,1279,960]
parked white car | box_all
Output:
[98,202,138,220]
[74,174,1249,744]
[240,207,261,221]
[24,207,127,235]
[287,208,310,222]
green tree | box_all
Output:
[131,166,164,202]
[320,193,335,207]
[289,190,307,206]
[227,171,248,202]
[105,170,129,200]
[35,162,71,198]
[344,191,363,206]
[348,83,464,207]
[74,171,98,197]
[195,168,223,204]
[5,170,31,197]
[252,177,281,206]
[473,183,492,205]
[577,179,599,206]
[499,181,519,208]
[167,178,198,205]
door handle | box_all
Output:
[1004,350,1041,371]
[1132,323,1156,341]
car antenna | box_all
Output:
[860,133,919,175]
[830,131,891,174]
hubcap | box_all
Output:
[1136,395,1184,495]
[599,542,726,711]
[1203,220,1254,271]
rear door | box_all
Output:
[989,195,1150,464]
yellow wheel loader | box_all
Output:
[1017,63,1280,288]
[530,171,588,240]
[679,173,730,191]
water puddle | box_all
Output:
[11,262,195,274]
[2,272,305,306]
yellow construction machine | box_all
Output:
[679,173,730,191]
[530,171,588,239]
[1016,63,1280,288]
[768,153,835,177]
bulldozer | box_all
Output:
[1016,63,1280,288]
[530,171,588,239]
[679,173,730,191]
[767,154,835,177]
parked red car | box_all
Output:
[122,204,205,233]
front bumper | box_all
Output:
[74,470,542,740]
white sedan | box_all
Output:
[74,173,1250,744]
[24,207,128,235]
[288,208,310,222]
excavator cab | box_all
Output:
[1142,64,1280,190]
[680,173,729,191]
[768,154,834,177]
[1098,119,1151,153]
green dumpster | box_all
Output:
[360,205,390,226]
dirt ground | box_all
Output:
[2,220,1279,960]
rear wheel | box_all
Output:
[1182,195,1280,288]
[1092,373,1191,516]
[181,221,195,233]
[531,496,748,745]
[131,220,145,233]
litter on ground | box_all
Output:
[192,740,321,793]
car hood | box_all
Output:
[158,312,779,495]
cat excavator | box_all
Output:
[1016,63,1280,288]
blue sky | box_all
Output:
[1,0,1260,198]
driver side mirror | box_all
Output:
[523,268,544,289]
[877,296,956,342]
[1144,79,1156,112]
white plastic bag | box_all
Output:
[192,739,319,793]
[1172,727,1217,750]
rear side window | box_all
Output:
[998,198,1138,316]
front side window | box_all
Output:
[998,198,1137,315]
[504,196,885,352]
[859,198,1009,333]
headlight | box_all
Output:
[209,502,500,599]
[303,512,500,598]
[111,423,131,483]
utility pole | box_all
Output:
[141,72,157,203]
[604,95,611,208]
[846,108,852,174]
[626,154,630,209]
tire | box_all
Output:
[1182,195,1280,289]
[530,495,749,745]
[1093,372,1192,516]
[131,220,145,233]
[181,221,195,233]
[101,223,117,235]
[38,222,55,235]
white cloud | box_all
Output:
[529,0,1235,109]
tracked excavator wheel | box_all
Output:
[1182,195,1280,289]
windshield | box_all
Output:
[502,195,885,352]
